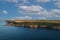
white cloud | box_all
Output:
[6,0,29,5]
[37,9,48,16]
[49,9,60,17]
[37,0,50,2]
[53,1,60,8]
[2,0,60,19]
[19,5,48,16]
[2,10,8,14]
[19,5,43,12]
[45,9,60,18]
[38,17,47,20]
[21,0,29,3]
[16,16,32,20]
[55,15,60,17]
[18,5,60,19]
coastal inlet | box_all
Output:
[6,20,60,29]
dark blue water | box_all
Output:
[0,22,60,40]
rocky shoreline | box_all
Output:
[6,20,60,29]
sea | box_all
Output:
[0,21,60,40]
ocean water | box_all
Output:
[0,22,60,40]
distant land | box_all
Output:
[6,20,60,29]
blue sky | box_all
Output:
[0,0,60,20]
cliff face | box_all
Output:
[6,20,60,23]
[6,20,60,29]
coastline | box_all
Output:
[6,20,60,29]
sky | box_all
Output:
[0,0,60,20]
